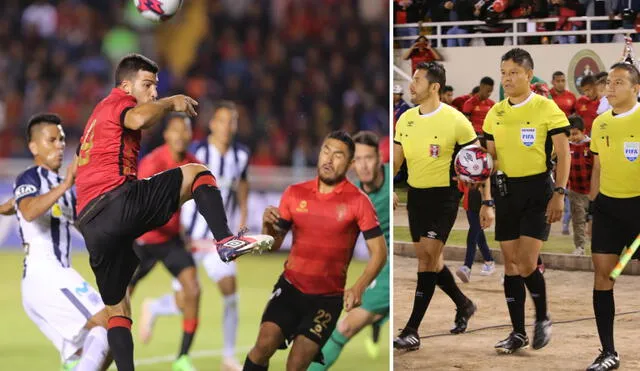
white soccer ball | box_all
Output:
[134,0,183,23]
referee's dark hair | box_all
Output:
[353,131,379,153]
[568,115,585,132]
[26,113,62,142]
[502,48,534,70]
[610,62,640,85]
[416,61,446,94]
[115,53,159,87]
[327,130,356,160]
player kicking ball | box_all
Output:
[2,113,111,371]
[74,53,273,371]
[308,131,390,370]
[243,131,388,371]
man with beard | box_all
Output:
[243,130,387,371]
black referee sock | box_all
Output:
[405,272,437,331]
[191,171,233,240]
[243,355,268,370]
[594,289,616,353]
[107,316,134,371]
[523,269,548,322]
[504,275,526,335]
[436,265,468,308]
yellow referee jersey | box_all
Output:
[591,104,640,198]
[483,93,569,178]
[394,103,477,188]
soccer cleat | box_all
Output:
[173,355,197,371]
[480,261,496,276]
[495,332,529,354]
[139,298,156,344]
[532,317,552,350]
[450,299,476,334]
[216,230,274,263]
[586,350,620,371]
[221,357,243,371]
[456,265,471,283]
[61,359,79,371]
[393,328,420,351]
[364,337,380,359]
[573,247,586,256]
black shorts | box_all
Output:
[261,275,343,350]
[76,168,183,305]
[591,193,640,258]
[407,186,460,243]
[131,237,195,285]
[493,172,552,242]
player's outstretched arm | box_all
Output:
[19,160,76,222]
[344,235,387,312]
[261,206,288,251]
[0,198,16,216]
[124,95,198,130]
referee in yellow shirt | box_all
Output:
[585,62,640,371]
[393,62,494,350]
[483,48,570,354]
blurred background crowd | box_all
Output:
[0,0,389,168]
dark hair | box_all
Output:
[580,75,596,87]
[115,53,159,86]
[164,112,191,132]
[212,100,237,114]
[326,130,355,160]
[595,71,608,85]
[353,131,379,153]
[471,86,480,95]
[610,62,640,85]
[26,113,62,142]
[568,115,584,131]
[443,85,454,93]
[501,48,534,70]
[552,71,564,80]
[415,61,446,94]
[480,76,494,86]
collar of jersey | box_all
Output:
[508,92,535,108]
[418,102,444,117]
[611,102,640,118]
[313,176,348,197]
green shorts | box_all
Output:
[360,262,389,324]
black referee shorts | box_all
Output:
[76,168,183,305]
[130,237,195,288]
[407,186,461,243]
[592,193,640,258]
[493,172,552,242]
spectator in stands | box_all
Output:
[403,36,443,73]
[550,0,584,44]
[575,74,600,135]
[440,85,455,105]
[550,71,577,117]
[582,0,619,43]
[452,86,479,112]
[393,84,411,128]
[463,77,495,134]
[442,0,477,47]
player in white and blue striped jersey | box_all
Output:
[138,101,250,370]
[8,114,110,371]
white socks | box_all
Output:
[223,293,239,358]
[75,326,109,371]
[151,293,180,317]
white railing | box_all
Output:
[394,15,633,47]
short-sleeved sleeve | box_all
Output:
[277,186,293,230]
[394,111,408,145]
[14,168,41,206]
[356,193,382,239]
[455,115,477,146]
[483,106,497,139]
[113,95,137,127]
[590,119,600,154]
[546,100,570,135]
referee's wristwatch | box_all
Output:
[553,187,568,196]
[481,199,495,207]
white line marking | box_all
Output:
[108,345,252,369]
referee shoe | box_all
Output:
[450,299,476,334]
[393,328,420,351]
[216,232,274,262]
[586,350,620,371]
[494,332,529,354]
[532,317,552,350]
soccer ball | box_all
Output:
[454,145,493,183]
[134,0,183,22]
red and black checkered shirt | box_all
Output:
[569,138,593,195]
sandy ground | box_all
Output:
[393,256,640,370]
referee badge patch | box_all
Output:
[624,142,639,162]
[430,144,440,158]
[521,128,536,147]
